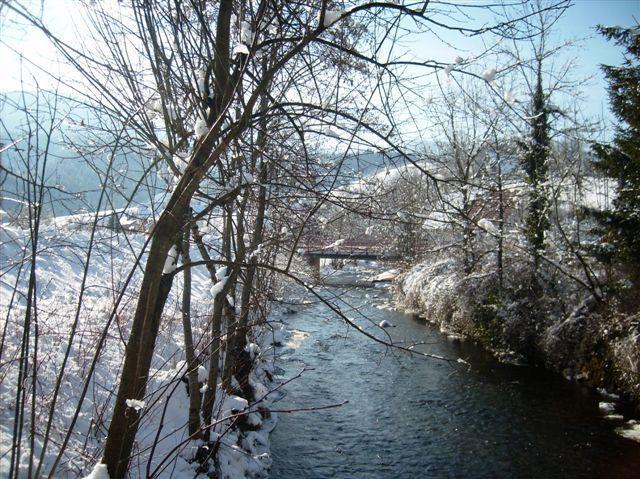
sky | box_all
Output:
[0,0,638,129]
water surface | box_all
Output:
[269,273,640,478]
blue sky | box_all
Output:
[556,0,639,121]
[1,0,638,131]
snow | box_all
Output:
[482,68,497,82]
[194,117,208,138]
[477,218,499,235]
[242,171,254,184]
[163,245,178,274]
[597,388,620,400]
[370,269,398,282]
[616,420,640,442]
[222,395,249,414]
[503,90,516,104]
[240,21,253,44]
[233,43,250,57]
[444,64,454,76]
[604,414,624,421]
[0,222,277,478]
[598,402,616,413]
[82,463,110,479]
[324,238,345,249]
[216,266,228,281]
[397,211,410,222]
[245,342,261,360]
[197,365,208,383]
[125,398,146,411]
[196,69,206,94]
[211,277,228,297]
[322,9,343,27]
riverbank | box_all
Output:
[0,222,283,478]
[394,257,640,426]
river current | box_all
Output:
[268,270,640,478]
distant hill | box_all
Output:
[1,91,161,218]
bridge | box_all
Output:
[299,238,400,274]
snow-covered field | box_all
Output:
[0,218,282,478]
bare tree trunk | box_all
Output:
[102,208,183,479]
[102,1,234,474]
[181,212,202,437]
[199,207,238,440]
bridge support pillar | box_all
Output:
[304,254,321,277]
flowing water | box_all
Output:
[268,271,640,478]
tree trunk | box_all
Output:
[102,1,234,474]
[181,213,202,437]
[102,203,184,479]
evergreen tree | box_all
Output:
[591,24,640,281]
[519,63,551,271]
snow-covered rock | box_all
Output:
[616,420,640,442]
[599,402,616,413]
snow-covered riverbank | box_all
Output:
[395,257,640,434]
[0,221,284,477]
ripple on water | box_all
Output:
[283,329,309,350]
[269,274,640,479]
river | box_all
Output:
[268,270,640,478]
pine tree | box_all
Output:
[591,24,640,282]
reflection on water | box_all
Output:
[269,271,640,479]
[284,330,310,350]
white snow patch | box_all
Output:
[216,266,228,282]
[325,238,345,249]
[211,277,228,297]
[598,402,616,413]
[240,21,253,44]
[194,117,208,138]
[197,365,208,383]
[233,43,250,56]
[604,414,624,421]
[322,9,343,27]
[163,245,178,274]
[82,463,110,479]
[125,399,146,411]
[222,395,249,414]
[477,218,499,235]
[597,388,620,400]
[616,420,640,442]
[245,342,261,360]
[482,68,497,82]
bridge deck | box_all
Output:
[303,250,400,260]
[301,238,400,260]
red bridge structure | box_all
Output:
[299,237,401,273]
